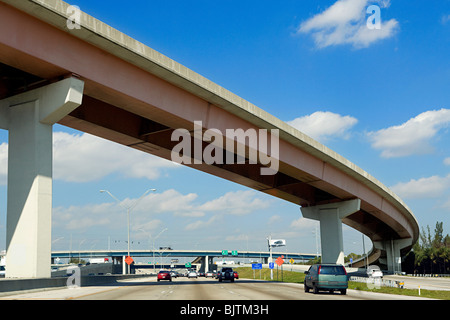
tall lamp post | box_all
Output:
[138,227,168,272]
[100,188,156,274]
[153,228,168,271]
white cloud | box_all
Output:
[390,174,450,199]
[0,131,180,185]
[441,14,450,25]
[444,158,450,166]
[368,109,450,158]
[53,189,272,232]
[268,215,281,225]
[53,132,178,182]
[290,217,319,230]
[185,216,220,231]
[442,199,450,211]
[298,0,399,49]
[287,111,358,142]
[225,234,250,242]
[53,202,117,230]
[198,190,271,215]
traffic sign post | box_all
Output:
[125,256,134,266]
[275,256,284,282]
[252,263,262,280]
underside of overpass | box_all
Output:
[0,62,404,244]
[0,0,419,277]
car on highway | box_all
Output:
[0,265,5,277]
[188,270,198,278]
[304,264,348,295]
[367,265,383,278]
[205,271,214,278]
[170,270,179,278]
[234,271,239,279]
[157,270,172,282]
[218,267,235,282]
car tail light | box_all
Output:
[318,266,321,274]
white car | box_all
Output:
[367,265,383,278]
[188,271,198,278]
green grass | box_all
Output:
[236,267,450,300]
[348,281,450,300]
[237,267,305,284]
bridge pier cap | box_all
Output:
[300,199,361,265]
[0,77,84,278]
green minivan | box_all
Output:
[304,264,348,295]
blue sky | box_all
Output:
[1,0,449,260]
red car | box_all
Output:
[157,270,172,282]
[234,271,239,279]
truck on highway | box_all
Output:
[88,258,110,264]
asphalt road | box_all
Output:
[0,276,433,300]
[383,275,450,291]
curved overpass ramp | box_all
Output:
[0,0,418,277]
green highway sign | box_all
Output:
[222,250,228,256]
[231,250,238,256]
[185,262,191,268]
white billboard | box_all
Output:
[269,239,286,247]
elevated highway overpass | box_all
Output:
[51,249,317,261]
[52,249,317,274]
[0,0,419,278]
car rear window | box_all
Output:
[319,266,346,275]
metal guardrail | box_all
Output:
[407,274,450,278]
[350,276,404,288]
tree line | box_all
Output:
[404,221,450,274]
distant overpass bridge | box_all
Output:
[51,250,317,261]
[0,0,418,278]
[52,249,317,274]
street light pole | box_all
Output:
[152,228,168,271]
[100,188,156,274]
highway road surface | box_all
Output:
[384,275,450,291]
[0,276,433,300]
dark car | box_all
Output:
[304,264,348,295]
[157,270,172,282]
[218,267,235,282]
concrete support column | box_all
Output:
[122,256,127,275]
[300,199,361,265]
[1,77,84,279]
[374,238,412,273]
[205,255,210,273]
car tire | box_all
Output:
[313,284,319,294]
[340,289,347,295]
[304,284,309,293]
